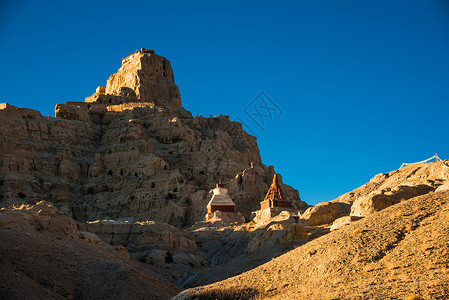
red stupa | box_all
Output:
[260,174,291,210]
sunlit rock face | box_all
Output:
[298,160,449,227]
[0,49,308,226]
[105,49,182,111]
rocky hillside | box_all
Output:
[300,160,449,227]
[2,49,447,300]
[0,201,180,299]
[0,49,308,226]
[175,189,449,299]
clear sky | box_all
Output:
[1,0,448,205]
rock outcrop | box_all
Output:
[0,49,308,226]
[300,160,449,227]
[179,210,311,288]
[82,219,207,281]
[174,191,449,299]
[103,48,182,112]
[0,201,180,299]
[300,201,351,226]
[329,215,363,231]
[349,161,449,217]
[247,213,308,253]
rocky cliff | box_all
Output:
[0,49,308,226]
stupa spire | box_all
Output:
[260,173,291,210]
[263,173,286,201]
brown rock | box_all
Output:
[329,215,364,231]
[55,103,93,122]
[300,201,351,226]
[0,50,306,227]
[0,201,179,299]
[174,191,449,300]
[436,181,449,192]
[82,219,207,277]
[105,49,181,112]
[349,161,449,217]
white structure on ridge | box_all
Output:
[206,180,236,222]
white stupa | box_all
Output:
[206,180,235,215]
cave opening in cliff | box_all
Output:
[165,252,173,264]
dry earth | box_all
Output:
[174,191,449,299]
[0,201,180,300]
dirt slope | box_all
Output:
[174,191,449,299]
[0,202,180,300]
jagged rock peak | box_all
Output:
[85,48,182,111]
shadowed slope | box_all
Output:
[0,202,180,300]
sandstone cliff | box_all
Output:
[0,49,308,226]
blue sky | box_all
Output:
[1,0,448,205]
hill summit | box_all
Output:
[0,49,308,226]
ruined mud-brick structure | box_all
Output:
[260,174,291,210]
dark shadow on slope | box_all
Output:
[187,287,258,300]
[181,221,326,288]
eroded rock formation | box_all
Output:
[0,201,180,299]
[175,191,449,300]
[299,160,449,226]
[0,49,308,226]
[82,219,207,282]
